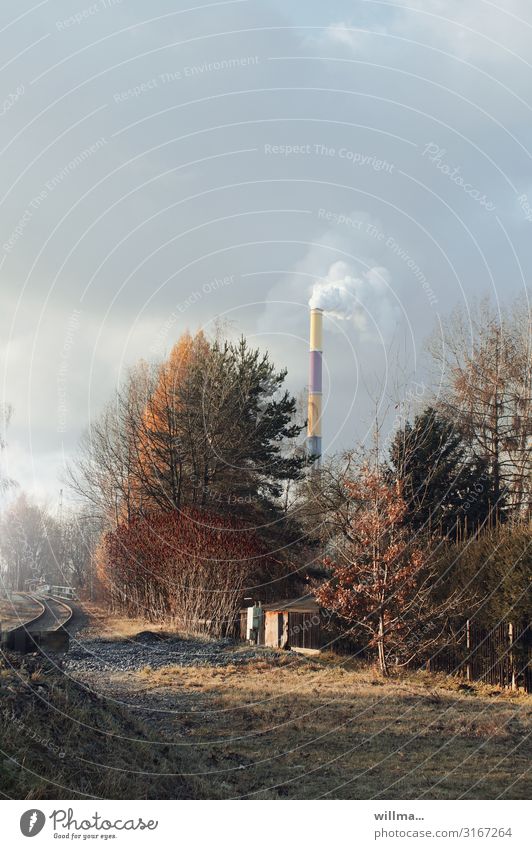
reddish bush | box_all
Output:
[100,508,274,636]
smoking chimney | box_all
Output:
[307,307,323,463]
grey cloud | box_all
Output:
[0,0,530,496]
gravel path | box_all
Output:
[64,630,281,674]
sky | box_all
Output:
[0,0,531,502]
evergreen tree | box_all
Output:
[389,407,498,537]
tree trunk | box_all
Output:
[377,612,389,676]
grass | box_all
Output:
[0,594,43,632]
[1,607,530,800]
[128,654,531,799]
[75,602,173,640]
[0,650,205,799]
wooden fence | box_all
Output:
[428,620,531,693]
[287,611,322,650]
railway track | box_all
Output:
[1,592,74,652]
[24,594,73,633]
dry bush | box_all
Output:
[99,508,278,637]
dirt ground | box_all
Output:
[63,607,532,800]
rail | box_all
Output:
[47,595,73,630]
[1,592,74,653]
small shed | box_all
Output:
[242,595,324,653]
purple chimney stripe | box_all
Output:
[309,350,322,393]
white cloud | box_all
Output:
[322,1,532,66]
[323,21,375,51]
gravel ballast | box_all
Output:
[64,631,283,674]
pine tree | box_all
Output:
[389,407,498,537]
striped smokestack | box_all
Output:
[307,307,323,462]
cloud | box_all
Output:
[1,0,531,494]
[321,2,532,67]
[322,21,381,52]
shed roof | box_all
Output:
[261,594,319,613]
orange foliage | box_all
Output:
[315,466,429,674]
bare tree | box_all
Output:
[430,295,532,520]
[0,494,59,590]
[65,361,157,526]
[57,510,103,596]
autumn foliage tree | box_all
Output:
[315,464,462,675]
[69,331,308,526]
[67,330,310,616]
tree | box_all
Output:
[57,511,102,596]
[68,331,309,525]
[430,295,532,520]
[432,523,532,685]
[0,494,60,590]
[314,464,462,676]
[389,407,497,537]
[136,334,198,513]
[139,333,308,513]
[65,360,156,527]
[442,523,532,630]
[0,403,16,497]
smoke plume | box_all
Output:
[309,261,395,334]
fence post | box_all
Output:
[508,622,517,691]
[466,619,471,681]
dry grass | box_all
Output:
[0,594,43,631]
[0,651,203,800]
[5,601,530,800]
[112,652,532,799]
[77,603,173,640]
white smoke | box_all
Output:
[309,261,395,334]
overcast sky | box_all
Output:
[1,0,531,503]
